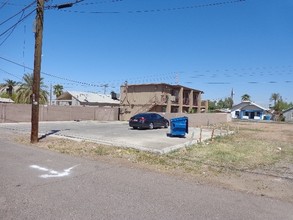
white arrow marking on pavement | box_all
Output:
[30,164,79,178]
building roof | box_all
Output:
[283,106,293,113]
[0,97,14,103]
[123,83,204,93]
[231,101,268,112]
[58,91,120,104]
[0,85,20,93]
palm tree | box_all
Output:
[241,94,250,101]
[0,79,19,98]
[53,84,64,98]
[15,73,48,104]
[270,93,280,107]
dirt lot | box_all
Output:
[2,120,293,203]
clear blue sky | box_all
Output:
[1,0,292,107]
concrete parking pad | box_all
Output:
[0,121,230,154]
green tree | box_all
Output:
[53,84,64,98]
[208,100,217,111]
[0,92,17,101]
[208,97,233,112]
[274,98,293,112]
[0,79,19,98]
[217,99,226,109]
[270,93,280,108]
[225,97,233,108]
[15,73,48,104]
[218,97,233,109]
[270,93,281,106]
[241,94,250,101]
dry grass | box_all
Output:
[15,121,293,202]
[16,121,293,175]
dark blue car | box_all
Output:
[129,113,169,130]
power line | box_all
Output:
[0,0,9,9]
[0,67,22,80]
[0,56,120,87]
[0,10,25,46]
[0,1,35,46]
[190,65,293,79]
[203,80,293,85]
[0,9,35,38]
[79,0,123,6]
[56,0,246,14]
[0,1,34,26]
[0,1,26,7]
[1,56,292,89]
[126,0,246,14]
[45,0,85,10]
[0,56,176,86]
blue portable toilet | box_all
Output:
[169,116,188,137]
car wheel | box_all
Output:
[133,126,138,129]
[164,121,169,128]
[149,123,154,130]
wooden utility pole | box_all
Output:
[31,0,44,143]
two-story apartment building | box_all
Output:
[119,83,208,120]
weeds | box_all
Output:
[16,122,293,178]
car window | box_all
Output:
[134,114,145,118]
[132,113,164,120]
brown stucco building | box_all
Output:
[119,83,208,120]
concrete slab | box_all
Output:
[0,121,232,154]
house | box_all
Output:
[231,101,270,120]
[0,97,14,103]
[119,83,208,120]
[0,85,18,103]
[283,107,293,122]
[54,91,120,107]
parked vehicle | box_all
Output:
[129,113,169,130]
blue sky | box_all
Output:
[1,0,292,107]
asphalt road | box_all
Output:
[0,121,224,154]
[1,137,293,220]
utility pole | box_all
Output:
[31,0,44,143]
[101,84,109,94]
[30,0,80,143]
[50,83,52,105]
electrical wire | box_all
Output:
[190,65,293,79]
[0,0,9,9]
[45,0,85,10]
[56,0,246,14]
[0,68,22,80]
[0,9,35,38]
[1,56,292,91]
[0,10,25,46]
[0,1,25,7]
[0,1,34,26]
[0,1,35,46]
[79,0,123,6]
[0,56,176,88]
[126,0,246,14]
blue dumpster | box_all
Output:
[169,117,188,137]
